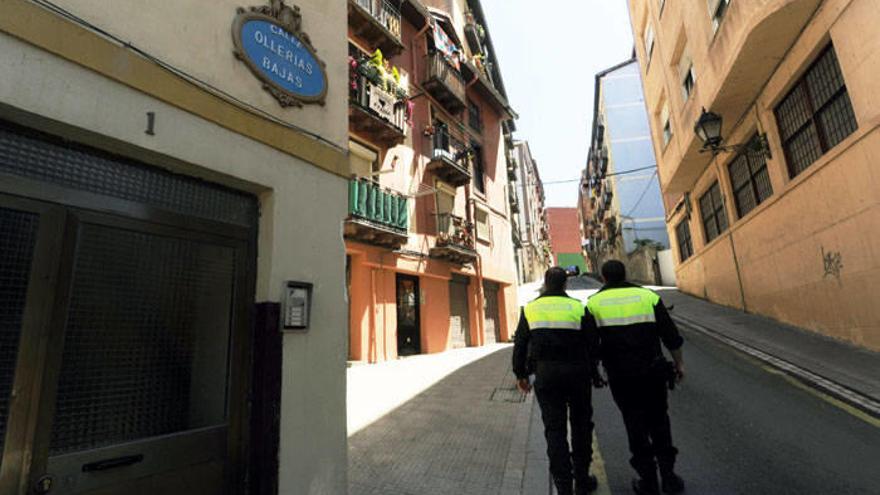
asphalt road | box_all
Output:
[591,328,880,494]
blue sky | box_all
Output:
[481,0,635,207]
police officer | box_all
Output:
[586,260,685,495]
[513,267,601,495]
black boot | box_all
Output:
[631,471,660,495]
[575,474,598,494]
[554,477,574,495]
[660,472,685,494]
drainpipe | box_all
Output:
[369,268,378,363]
[711,155,747,312]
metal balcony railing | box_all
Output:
[348,177,409,233]
[435,213,475,251]
[353,0,402,40]
[350,70,407,133]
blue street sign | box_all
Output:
[238,18,327,101]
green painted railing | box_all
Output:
[348,178,409,232]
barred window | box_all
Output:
[676,219,693,262]
[699,181,728,243]
[728,135,774,218]
[774,45,857,178]
[468,99,482,133]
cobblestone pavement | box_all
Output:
[348,346,531,495]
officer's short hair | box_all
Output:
[544,266,568,292]
[601,260,626,283]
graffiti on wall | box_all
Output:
[821,246,843,283]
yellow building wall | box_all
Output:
[635,0,880,350]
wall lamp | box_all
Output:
[694,108,772,160]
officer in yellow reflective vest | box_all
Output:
[586,260,685,495]
[513,267,602,495]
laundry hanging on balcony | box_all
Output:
[432,20,461,70]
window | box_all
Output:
[699,181,728,243]
[676,219,693,262]
[471,143,486,193]
[709,0,730,32]
[475,207,490,242]
[681,61,695,101]
[644,24,655,64]
[660,102,672,147]
[774,45,857,178]
[727,135,774,218]
[468,99,482,133]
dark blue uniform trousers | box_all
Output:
[608,373,678,478]
[534,362,594,488]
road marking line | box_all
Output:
[761,366,880,428]
[673,315,880,420]
[591,433,612,495]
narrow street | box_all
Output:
[350,278,880,494]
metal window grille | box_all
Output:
[0,208,40,466]
[699,181,728,243]
[50,225,236,455]
[468,100,482,133]
[727,135,774,218]
[676,219,693,262]
[0,123,256,227]
[774,45,857,178]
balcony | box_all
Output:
[508,184,520,214]
[426,126,471,187]
[422,53,466,113]
[430,213,477,265]
[345,177,410,249]
[348,0,405,56]
[349,66,408,146]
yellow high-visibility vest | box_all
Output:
[586,287,659,328]
[524,296,584,330]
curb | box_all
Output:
[500,392,535,495]
[673,314,880,419]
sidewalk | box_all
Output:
[347,345,535,495]
[660,289,880,415]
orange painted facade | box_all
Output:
[345,0,519,362]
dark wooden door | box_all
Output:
[395,274,421,356]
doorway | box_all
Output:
[0,122,256,495]
[483,281,501,344]
[395,274,421,356]
[448,275,471,348]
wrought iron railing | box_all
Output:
[435,213,475,250]
[348,177,409,233]
[354,0,402,40]
[350,70,407,132]
[430,126,467,163]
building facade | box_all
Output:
[0,0,349,493]
[511,140,552,283]
[629,0,880,349]
[345,0,519,361]
[546,207,587,272]
[582,58,669,284]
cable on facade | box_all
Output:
[29,0,348,155]
[523,164,658,187]
[623,169,659,220]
